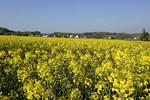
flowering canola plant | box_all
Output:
[0,35,150,100]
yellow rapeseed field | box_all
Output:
[0,35,150,100]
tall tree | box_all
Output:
[139,28,149,41]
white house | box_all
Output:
[70,35,74,38]
[75,35,79,38]
[43,35,49,37]
[134,37,137,40]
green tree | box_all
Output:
[139,28,149,41]
[0,27,11,35]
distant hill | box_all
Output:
[81,32,134,39]
[0,27,41,36]
[131,33,140,37]
[41,33,52,35]
[0,27,140,39]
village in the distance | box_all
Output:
[0,27,142,40]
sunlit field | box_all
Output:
[0,36,150,99]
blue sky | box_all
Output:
[0,0,150,33]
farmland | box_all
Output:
[0,36,150,99]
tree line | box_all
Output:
[50,32,135,39]
[0,27,149,41]
[0,27,41,36]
